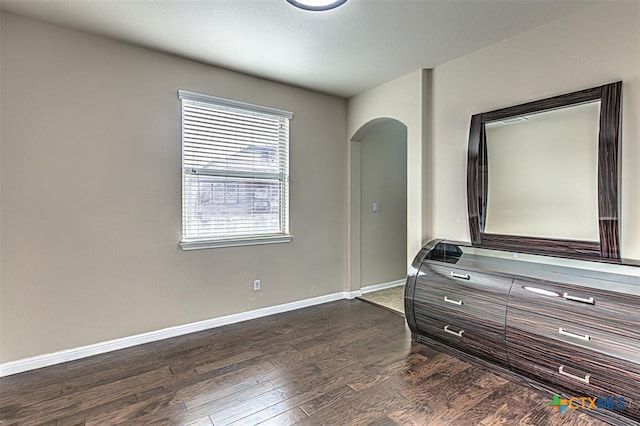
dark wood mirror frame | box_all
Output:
[467,81,622,261]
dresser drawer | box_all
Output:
[509,352,639,421]
[414,307,468,353]
[507,308,640,364]
[415,263,511,324]
[509,278,640,341]
[414,302,508,365]
[506,326,640,403]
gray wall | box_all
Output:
[430,2,640,260]
[0,13,348,363]
[359,120,407,286]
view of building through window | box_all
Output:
[183,168,283,239]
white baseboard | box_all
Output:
[0,291,350,377]
[344,279,405,300]
[345,289,362,299]
[360,279,405,294]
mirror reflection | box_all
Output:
[483,101,600,241]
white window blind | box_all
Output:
[179,90,293,249]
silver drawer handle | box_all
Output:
[444,296,463,306]
[443,325,464,338]
[558,327,591,341]
[558,365,590,384]
[563,292,594,305]
[450,272,470,280]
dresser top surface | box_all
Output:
[423,240,640,293]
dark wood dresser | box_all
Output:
[405,239,640,424]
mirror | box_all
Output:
[484,101,600,241]
[467,82,622,261]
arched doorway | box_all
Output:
[350,118,407,313]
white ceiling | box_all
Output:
[0,0,596,98]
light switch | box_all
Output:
[372,202,378,213]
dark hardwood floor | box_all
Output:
[0,300,608,425]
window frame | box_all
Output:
[178,90,293,250]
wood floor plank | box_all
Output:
[385,404,435,426]
[184,379,275,411]
[446,380,524,425]
[296,384,357,417]
[206,387,291,426]
[183,417,214,426]
[224,360,361,423]
[80,390,185,426]
[0,382,62,418]
[299,376,420,426]
[348,353,430,393]
[269,326,383,370]
[255,406,308,426]
[427,372,507,424]
[193,349,264,375]
[3,381,139,425]
[366,415,401,426]
[261,343,421,421]
[173,361,278,409]
[0,300,612,426]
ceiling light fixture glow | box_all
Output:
[287,0,347,11]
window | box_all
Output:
[179,90,292,249]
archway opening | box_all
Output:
[350,118,407,313]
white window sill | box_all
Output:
[180,235,293,250]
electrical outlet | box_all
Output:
[253,279,261,291]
